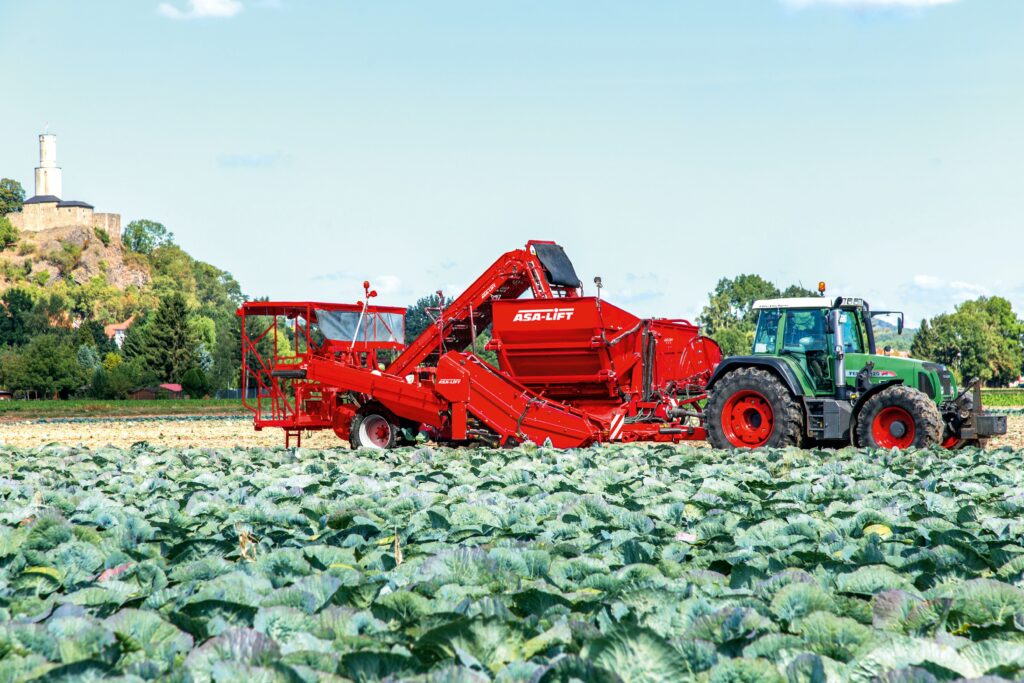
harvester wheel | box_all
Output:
[855,385,942,449]
[350,409,398,450]
[707,368,803,450]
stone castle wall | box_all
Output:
[6,204,121,246]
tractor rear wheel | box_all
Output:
[707,367,803,449]
[350,409,398,450]
[855,385,942,449]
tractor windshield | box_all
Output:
[783,310,828,352]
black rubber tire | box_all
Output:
[706,367,803,450]
[854,384,943,449]
[349,408,398,450]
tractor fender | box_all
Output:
[850,379,904,429]
[707,357,804,397]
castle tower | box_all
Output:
[34,133,62,198]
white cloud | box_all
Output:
[158,0,243,20]
[913,274,945,290]
[902,274,990,322]
[373,276,404,296]
[783,0,959,7]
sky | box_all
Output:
[1,0,1022,325]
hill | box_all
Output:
[0,201,246,398]
[0,223,149,292]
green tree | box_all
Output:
[404,293,452,343]
[180,367,210,398]
[698,275,818,356]
[143,292,197,382]
[0,215,19,251]
[101,357,155,398]
[911,296,1024,386]
[212,316,242,391]
[77,343,101,371]
[102,352,123,372]
[699,274,781,335]
[911,319,934,359]
[0,288,34,346]
[89,366,110,399]
[122,219,174,256]
[189,315,216,346]
[0,178,25,215]
[0,334,88,398]
[121,317,150,361]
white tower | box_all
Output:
[34,133,62,198]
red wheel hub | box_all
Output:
[358,414,392,449]
[721,390,774,448]
[941,433,961,449]
[872,406,915,449]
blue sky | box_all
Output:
[1,0,1021,324]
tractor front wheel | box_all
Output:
[350,409,398,450]
[707,368,803,450]
[855,385,942,449]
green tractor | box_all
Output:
[705,296,1007,450]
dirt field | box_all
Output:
[0,417,345,450]
[2,414,1022,450]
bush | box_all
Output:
[0,216,19,251]
[17,241,35,256]
[123,250,150,271]
[93,227,111,247]
[89,367,110,399]
[103,357,155,399]
[180,367,210,399]
[46,242,83,276]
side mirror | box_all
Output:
[897,316,904,335]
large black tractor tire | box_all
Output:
[349,407,398,450]
[854,385,942,449]
[707,367,803,450]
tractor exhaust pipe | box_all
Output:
[832,309,847,398]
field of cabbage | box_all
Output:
[5,442,1024,682]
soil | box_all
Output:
[2,415,1021,451]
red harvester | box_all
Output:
[238,240,722,448]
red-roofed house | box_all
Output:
[104,316,135,348]
[128,383,184,400]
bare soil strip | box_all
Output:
[3,415,1022,450]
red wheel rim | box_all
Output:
[872,406,915,449]
[721,390,774,448]
[941,433,960,449]
[358,415,392,449]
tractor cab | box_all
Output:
[751,297,875,395]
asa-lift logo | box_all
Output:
[512,308,576,323]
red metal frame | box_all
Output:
[238,242,722,448]
[238,301,406,446]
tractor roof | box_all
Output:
[753,297,867,310]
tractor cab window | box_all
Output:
[752,309,781,354]
[782,310,828,352]
[831,311,864,354]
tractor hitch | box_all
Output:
[945,378,1007,446]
